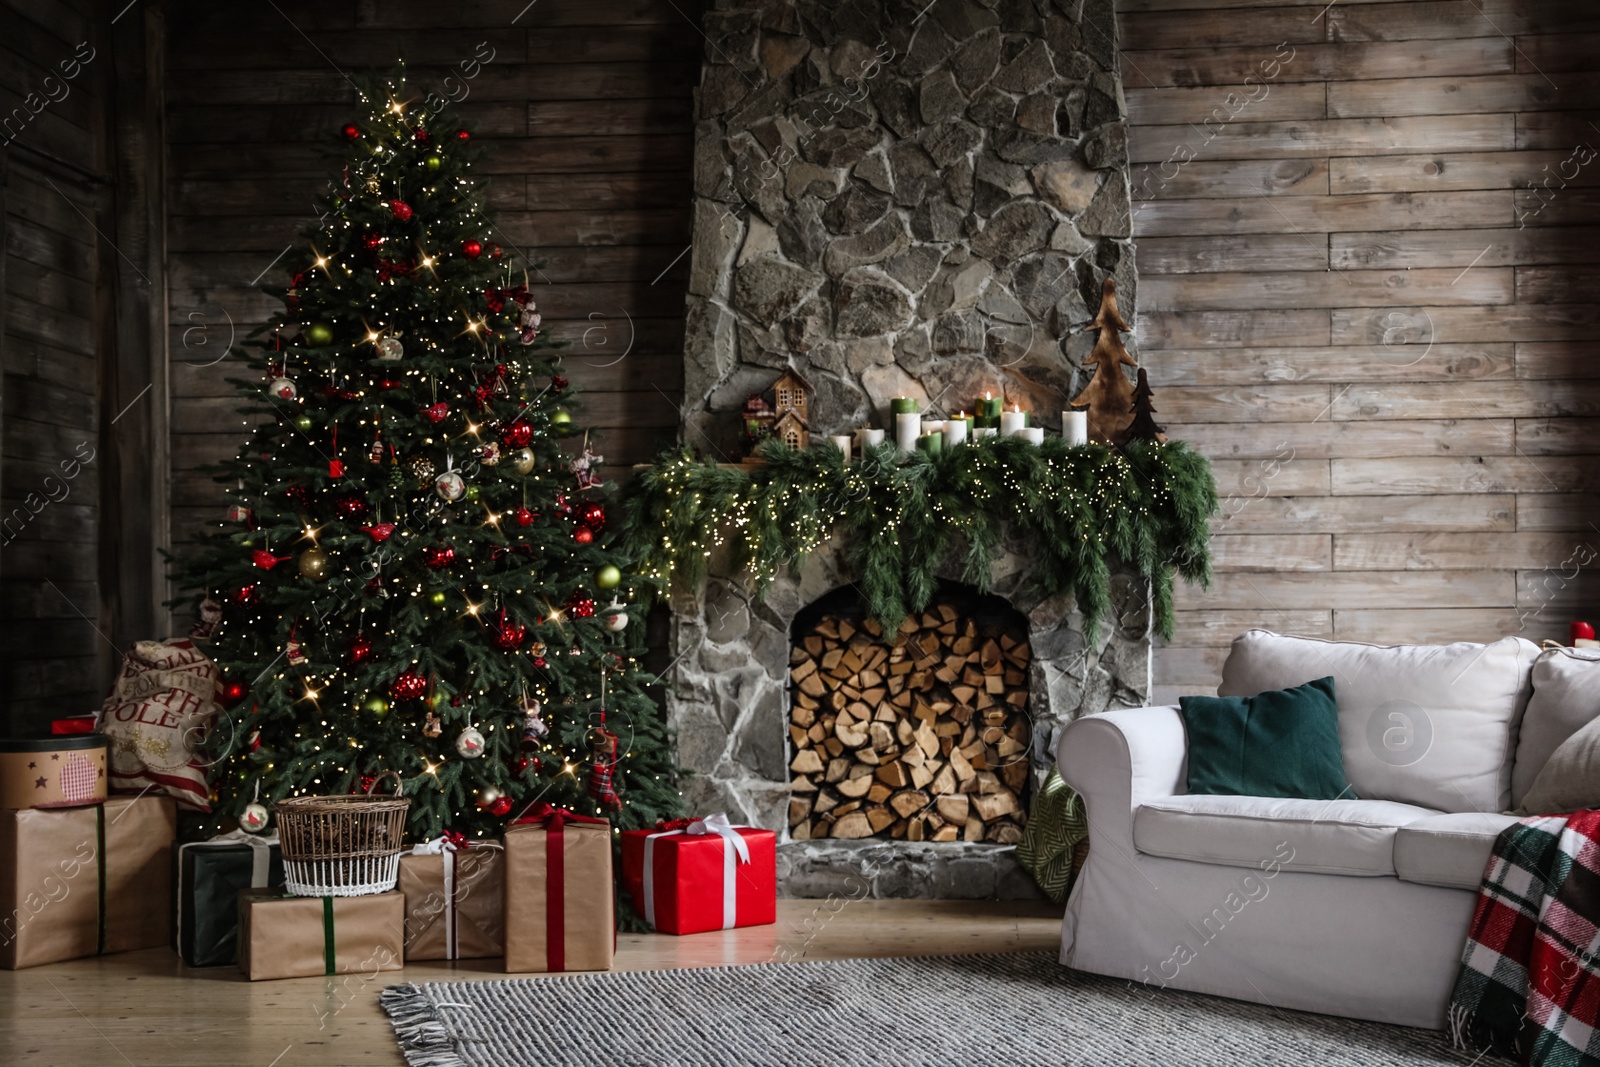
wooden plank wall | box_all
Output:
[163,0,702,555]
[0,0,110,730]
[1116,0,1600,700]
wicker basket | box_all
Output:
[274,771,410,897]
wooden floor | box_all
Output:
[0,900,1061,1066]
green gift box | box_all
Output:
[173,834,284,967]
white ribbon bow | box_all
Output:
[642,812,750,931]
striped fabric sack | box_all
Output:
[98,638,221,810]
[1447,811,1600,1066]
[1016,767,1089,904]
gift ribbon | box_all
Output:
[173,829,280,954]
[642,813,751,931]
[409,834,502,960]
[322,897,335,976]
[511,804,608,970]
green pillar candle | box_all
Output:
[977,396,1003,419]
[891,397,920,415]
[916,430,944,455]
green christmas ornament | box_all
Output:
[550,409,573,433]
[425,154,442,172]
[430,591,448,605]
[464,485,480,502]
[596,565,621,590]
[304,322,334,346]
[293,415,314,432]
[365,696,389,717]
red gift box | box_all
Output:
[621,814,776,935]
[50,717,97,736]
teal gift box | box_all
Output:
[172,833,284,967]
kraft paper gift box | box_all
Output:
[173,831,283,966]
[621,813,777,935]
[236,889,404,981]
[502,805,613,973]
[397,838,503,961]
[0,794,176,969]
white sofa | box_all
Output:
[1056,631,1600,1029]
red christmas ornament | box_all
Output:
[414,127,431,142]
[232,585,258,605]
[377,376,404,390]
[362,233,384,251]
[251,549,289,570]
[362,522,396,542]
[554,492,574,519]
[389,200,413,221]
[333,492,370,521]
[489,243,503,259]
[513,506,536,527]
[514,754,541,775]
[340,123,360,141]
[501,420,533,448]
[347,635,374,665]
[221,680,248,706]
[366,574,387,596]
[532,656,547,668]
[551,375,569,391]
[456,129,471,141]
[424,402,450,424]
[461,239,483,259]
[423,545,456,570]
[490,608,527,651]
[1573,620,1597,642]
[577,501,607,531]
[390,670,427,702]
[573,525,594,545]
[489,796,513,817]
[566,592,596,619]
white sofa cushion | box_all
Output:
[1393,812,1521,890]
[1133,794,1439,877]
[1511,647,1600,809]
[1219,630,1540,813]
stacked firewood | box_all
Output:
[787,603,1031,843]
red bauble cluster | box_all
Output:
[333,492,370,521]
[390,670,427,702]
[424,402,450,424]
[501,420,533,448]
[514,754,541,776]
[566,592,596,619]
[461,239,482,259]
[414,127,430,143]
[456,129,471,141]
[362,233,384,250]
[577,501,607,531]
[347,635,374,665]
[389,200,413,221]
[490,609,527,651]
[423,545,456,570]
[513,506,536,527]
[573,526,594,545]
[232,585,258,605]
[551,375,569,391]
[340,123,360,140]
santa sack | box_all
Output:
[99,638,220,810]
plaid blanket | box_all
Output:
[1448,810,1600,1066]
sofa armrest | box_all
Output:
[1057,705,1188,849]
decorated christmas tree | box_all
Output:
[175,69,680,840]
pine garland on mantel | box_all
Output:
[620,436,1218,640]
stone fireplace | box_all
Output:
[670,0,1145,896]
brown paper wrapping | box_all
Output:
[503,819,613,972]
[236,889,404,981]
[0,795,176,969]
[397,848,503,960]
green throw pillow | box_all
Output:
[1179,676,1353,800]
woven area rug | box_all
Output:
[381,951,1472,1066]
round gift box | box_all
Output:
[0,734,108,810]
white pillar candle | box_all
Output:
[895,412,922,451]
[944,418,968,447]
[857,427,885,449]
[973,426,998,440]
[829,435,852,461]
[1020,427,1045,445]
[1063,410,1088,446]
[921,418,946,438]
[1000,406,1028,436]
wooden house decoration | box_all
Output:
[767,369,812,450]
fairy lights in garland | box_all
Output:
[620,436,1218,641]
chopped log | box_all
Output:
[804,635,824,657]
[930,764,956,796]
[936,795,969,823]
[890,790,928,819]
[789,796,812,826]
[974,770,1002,795]
[909,763,935,790]
[863,618,882,637]
[869,722,894,750]
[867,806,896,833]
[790,724,810,748]
[793,821,811,840]
[951,684,976,704]
[816,619,840,640]
[825,758,849,783]
[800,672,827,698]
[931,825,960,842]
[840,650,863,674]
[985,675,1005,694]
[862,686,887,705]
[791,750,824,774]
[839,619,856,641]
[835,720,869,747]
[875,761,909,788]
[875,703,898,723]
[987,823,1023,844]
[834,801,861,817]
[793,705,816,728]
[1002,760,1029,791]
[867,782,892,804]
[997,735,1024,758]
[824,737,845,758]
[807,723,826,744]
[857,747,881,766]
[791,775,817,793]
[836,775,873,799]
[814,792,838,814]
[896,719,916,746]
[900,746,926,768]
[915,722,940,760]
[972,791,1021,821]
[906,817,925,842]
[831,812,873,838]
[949,746,975,782]
[964,816,985,842]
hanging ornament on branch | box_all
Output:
[298,546,330,581]
[251,549,290,570]
[375,332,404,362]
[391,669,427,703]
[490,608,527,651]
[587,674,622,811]
[455,726,486,759]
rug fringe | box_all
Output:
[380,983,469,1067]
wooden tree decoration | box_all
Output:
[1070,277,1138,445]
[1123,367,1167,445]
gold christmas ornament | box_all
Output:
[408,454,437,485]
[511,447,536,475]
[298,546,330,581]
